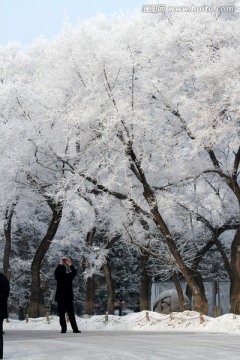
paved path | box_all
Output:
[3,330,240,359]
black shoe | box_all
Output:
[73,330,81,333]
[61,331,66,333]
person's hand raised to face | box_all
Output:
[65,259,72,267]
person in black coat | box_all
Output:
[54,258,81,333]
[0,273,9,332]
[0,272,10,359]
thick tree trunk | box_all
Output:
[103,262,114,314]
[140,252,151,311]
[3,202,17,281]
[102,235,121,314]
[84,228,96,315]
[230,227,240,314]
[172,272,185,312]
[186,236,216,302]
[186,226,235,301]
[28,201,63,318]
[85,277,95,315]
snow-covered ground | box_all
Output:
[5,310,240,333]
[3,311,240,359]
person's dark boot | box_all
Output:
[73,329,81,333]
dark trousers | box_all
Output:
[0,318,3,359]
[57,301,78,332]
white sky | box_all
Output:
[0,0,144,45]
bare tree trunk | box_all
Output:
[3,201,18,281]
[102,235,121,315]
[186,236,216,302]
[230,227,240,313]
[85,277,95,315]
[28,201,63,318]
[84,228,96,315]
[103,262,114,314]
[140,252,151,311]
[172,271,184,312]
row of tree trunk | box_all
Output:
[2,142,240,316]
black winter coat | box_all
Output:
[54,264,77,303]
[0,273,10,319]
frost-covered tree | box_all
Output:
[1,0,240,315]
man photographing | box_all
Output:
[54,258,81,333]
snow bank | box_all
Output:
[4,311,240,334]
